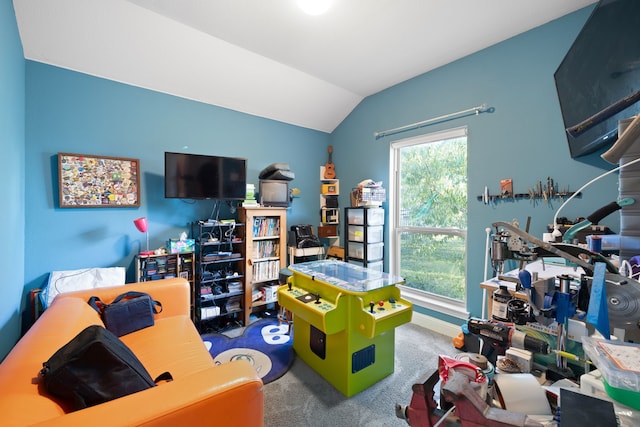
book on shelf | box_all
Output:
[252,259,280,282]
[252,217,281,238]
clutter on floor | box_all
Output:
[395,219,640,426]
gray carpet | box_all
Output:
[262,323,457,427]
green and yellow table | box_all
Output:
[278,260,412,396]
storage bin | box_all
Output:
[348,260,383,272]
[348,242,384,260]
[347,208,384,225]
[348,225,383,243]
[582,336,640,410]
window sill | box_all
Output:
[400,286,469,320]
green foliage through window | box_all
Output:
[393,131,467,303]
[399,138,467,229]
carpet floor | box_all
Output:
[262,322,458,427]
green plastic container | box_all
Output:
[603,378,640,410]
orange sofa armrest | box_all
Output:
[31,361,264,427]
[54,278,190,319]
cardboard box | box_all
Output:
[318,225,338,237]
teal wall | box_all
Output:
[2,3,625,359]
[0,0,26,359]
[331,5,616,321]
[24,62,330,295]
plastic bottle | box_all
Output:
[491,285,511,322]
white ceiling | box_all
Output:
[13,0,597,132]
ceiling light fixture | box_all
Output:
[297,0,332,15]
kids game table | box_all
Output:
[278,259,412,396]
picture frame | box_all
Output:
[58,153,140,208]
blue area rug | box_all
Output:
[202,319,294,384]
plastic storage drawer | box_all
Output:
[348,225,383,243]
[347,208,384,225]
[348,242,384,261]
[348,259,383,272]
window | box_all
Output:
[389,127,468,318]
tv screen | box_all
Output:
[165,152,247,200]
[259,180,289,207]
[555,0,640,158]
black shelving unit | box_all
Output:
[191,221,245,327]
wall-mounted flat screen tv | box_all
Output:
[165,152,247,200]
[555,0,640,158]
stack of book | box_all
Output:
[242,183,259,207]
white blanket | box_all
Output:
[40,267,126,309]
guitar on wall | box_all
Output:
[324,145,336,179]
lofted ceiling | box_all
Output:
[13,0,597,133]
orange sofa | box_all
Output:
[0,278,264,426]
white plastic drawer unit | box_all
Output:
[348,260,383,272]
[347,208,384,225]
[347,225,383,243]
[347,242,384,261]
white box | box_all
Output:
[261,285,279,302]
[348,242,384,260]
[347,208,384,225]
[348,225,383,243]
[201,306,220,319]
[348,260,383,272]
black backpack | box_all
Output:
[40,325,171,410]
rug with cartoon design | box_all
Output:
[202,319,294,384]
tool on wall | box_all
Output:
[478,176,578,205]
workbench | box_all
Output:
[480,260,585,318]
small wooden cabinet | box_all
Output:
[239,207,287,325]
[319,166,339,244]
[135,252,195,320]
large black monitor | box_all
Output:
[555,0,640,158]
[164,152,247,200]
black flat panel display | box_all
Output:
[555,0,640,158]
[165,152,247,200]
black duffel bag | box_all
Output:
[40,325,172,410]
[88,291,162,337]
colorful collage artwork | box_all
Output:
[58,153,140,207]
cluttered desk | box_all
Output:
[397,220,640,427]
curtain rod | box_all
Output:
[374,104,494,139]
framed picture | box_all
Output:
[58,153,140,208]
[179,271,190,280]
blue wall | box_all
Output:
[0,0,26,359]
[24,62,330,298]
[331,5,618,320]
[2,3,624,359]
